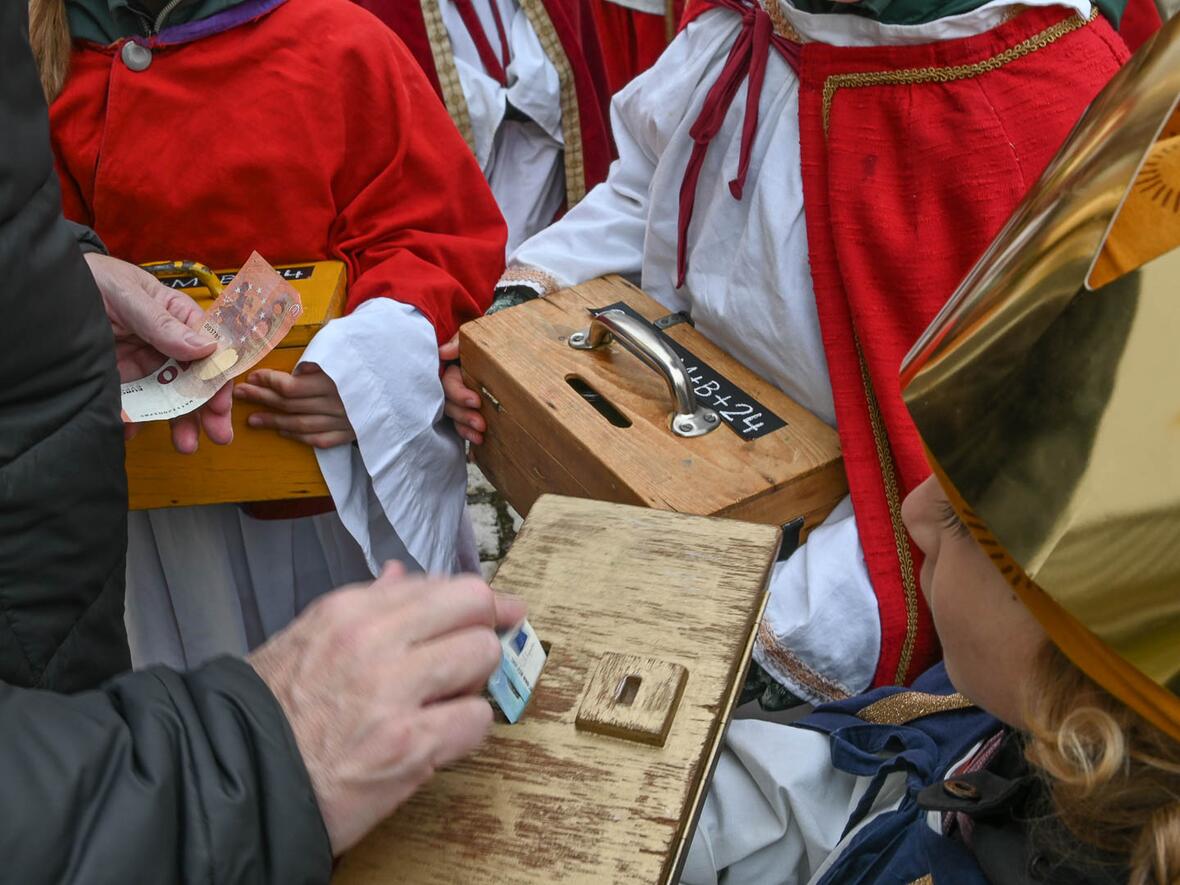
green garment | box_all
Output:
[67,0,246,43]
[789,0,1126,27]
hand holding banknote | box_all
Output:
[117,252,303,453]
[87,253,233,453]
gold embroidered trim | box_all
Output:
[821,9,1095,134]
[758,0,804,43]
[519,0,588,206]
[498,263,563,296]
[854,337,920,685]
[420,0,477,153]
[858,690,975,725]
[756,619,852,702]
[908,876,935,885]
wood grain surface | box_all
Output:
[334,495,780,884]
[462,276,847,534]
[125,261,345,509]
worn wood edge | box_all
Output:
[665,586,772,884]
[717,458,848,531]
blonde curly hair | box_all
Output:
[1025,643,1180,885]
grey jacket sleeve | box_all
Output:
[0,657,332,884]
[65,219,108,256]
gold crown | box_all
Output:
[901,16,1180,741]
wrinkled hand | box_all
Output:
[249,564,526,855]
[85,253,233,453]
[439,334,485,446]
[234,363,355,449]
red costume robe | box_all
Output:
[591,0,686,94]
[51,0,506,345]
[356,0,614,209]
[672,0,1152,687]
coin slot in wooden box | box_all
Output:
[566,374,632,428]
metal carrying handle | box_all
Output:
[140,260,225,298]
[568,310,719,438]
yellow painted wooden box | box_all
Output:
[335,494,780,884]
[125,260,345,510]
[461,276,847,536]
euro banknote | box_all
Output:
[120,252,303,423]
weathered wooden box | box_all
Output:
[335,494,780,884]
[461,276,847,535]
[125,260,345,510]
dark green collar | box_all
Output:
[788,0,1125,27]
[67,0,246,43]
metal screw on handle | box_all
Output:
[569,310,720,438]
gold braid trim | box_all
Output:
[822,9,1096,134]
[855,336,921,685]
[857,690,975,725]
[756,620,852,702]
[419,0,477,153]
[519,0,588,206]
[908,876,935,885]
[758,0,804,43]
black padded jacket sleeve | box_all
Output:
[0,657,332,884]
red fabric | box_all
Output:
[591,0,684,93]
[454,0,511,84]
[356,0,615,198]
[51,0,506,346]
[794,8,1130,686]
[675,0,799,285]
[1118,0,1162,52]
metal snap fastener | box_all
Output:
[942,779,980,800]
[121,41,152,72]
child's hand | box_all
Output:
[234,362,355,449]
[439,334,486,446]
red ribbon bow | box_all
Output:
[676,0,800,287]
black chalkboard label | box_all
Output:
[590,302,786,441]
[160,264,317,290]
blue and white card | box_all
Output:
[488,619,546,723]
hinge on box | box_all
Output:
[653,311,693,330]
[480,386,503,412]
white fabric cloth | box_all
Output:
[444,0,566,255]
[681,719,980,884]
[126,300,475,670]
[507,0,1089,701]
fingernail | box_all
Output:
[247,415,260,427]
[183,331,211,348]
[466,397,478,407]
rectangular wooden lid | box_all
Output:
[334,495,779,884]
[153,259,346,347]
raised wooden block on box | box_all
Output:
[334,494,780,884]
[125,260,345,510]
[461,276,847,536]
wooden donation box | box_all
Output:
[125,260,345,510]
[335,494,781,884]
[461,276,847,535]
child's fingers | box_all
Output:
[236,383,345,417]
[438,333,460,362]
[248,412,350,434]
[443,401,486,433]
[279,429,356,449]
[441,365,480,410]
[243,368,332,399]
[455,424,484,446]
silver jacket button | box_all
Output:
[121,41,152,72]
